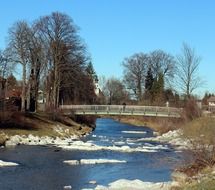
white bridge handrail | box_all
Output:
[59,105,182,117]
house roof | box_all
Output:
[207,96,215,102]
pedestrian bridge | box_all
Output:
[60,105,182,118]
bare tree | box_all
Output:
[122,53,148,101]
[0,50,16,101]
[26,26,47,111]
[0,51,7,99]
[4,12,96,111]
[0,51,12,79]
[35,12,87,108]
[176,43,203,98]
[7,21,31,111]
[149,50,175,86]
[104,77,128,105]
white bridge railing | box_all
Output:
[60,105,182,118]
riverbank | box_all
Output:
[172,116,215,190]
[0,111,94,146]
[113,116,184,134]
[1,113,215,190]
[118,116,215,190]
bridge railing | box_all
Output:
[60,105,182,117]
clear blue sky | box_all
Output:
[0,0,215,96]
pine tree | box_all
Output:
[86,62,98,82]
[151,72,164,104]
[145,67,154,91]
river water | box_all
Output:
[0,118,181,190]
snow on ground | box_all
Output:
[121,131,147,134]
[91,179,177,190]
[64,159,127,165]
[114,141,125,146]
[0,160,19,167]
[5,132,172,153]
[127,129,189,150]
[5,134,77,146]
[5,128,187,152]
[58,140,167,153]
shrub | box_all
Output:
[0,111,13,123]
[182,117,215,171]
[73,115,96,129]
[182,98,201,121]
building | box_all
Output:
[38,90,46,103]
[207,96,215,112]
[94,79,101,96]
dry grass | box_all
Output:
[0,133,8,145]
[181,117,215,169]
[172,168,215,190]
[116,116,183,134]
[0,111,93,139]
[181,98,202,121]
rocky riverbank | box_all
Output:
[0,112,94,147]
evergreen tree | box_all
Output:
[86,62,98,82]
[151,72,164,104]
[145,67,154,91]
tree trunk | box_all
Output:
[53,59,59,109]
[21,63,26,112]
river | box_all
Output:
[0,118,181,190]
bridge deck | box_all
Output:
[60,105,182,118]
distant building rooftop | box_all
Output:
[207,96,215,102]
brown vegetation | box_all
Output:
[117,116,183,134]
[0,111,94,142]
[181,98,202,121]
[182,117,215,171]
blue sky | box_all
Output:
[0,0,215,96]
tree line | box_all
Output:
[101,43,203,106]
[0,11,204,110]
[0,12,98,112]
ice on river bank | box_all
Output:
[91,179,177,190]
[4,128,187,152]
[128,129,189,150]
[58,139,169,153]
[5,134,78,147]
[64,159,127,165]
[121,131,147,134]
[0,160,19,167]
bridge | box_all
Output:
[60,105,182,118]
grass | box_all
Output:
[181,117,215,169]
[182,117,215,145]
[0,133,7,145]
[115,116,183,134]
[172,117,215,190]
[174,174,215,190]
[184,178,215,190]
